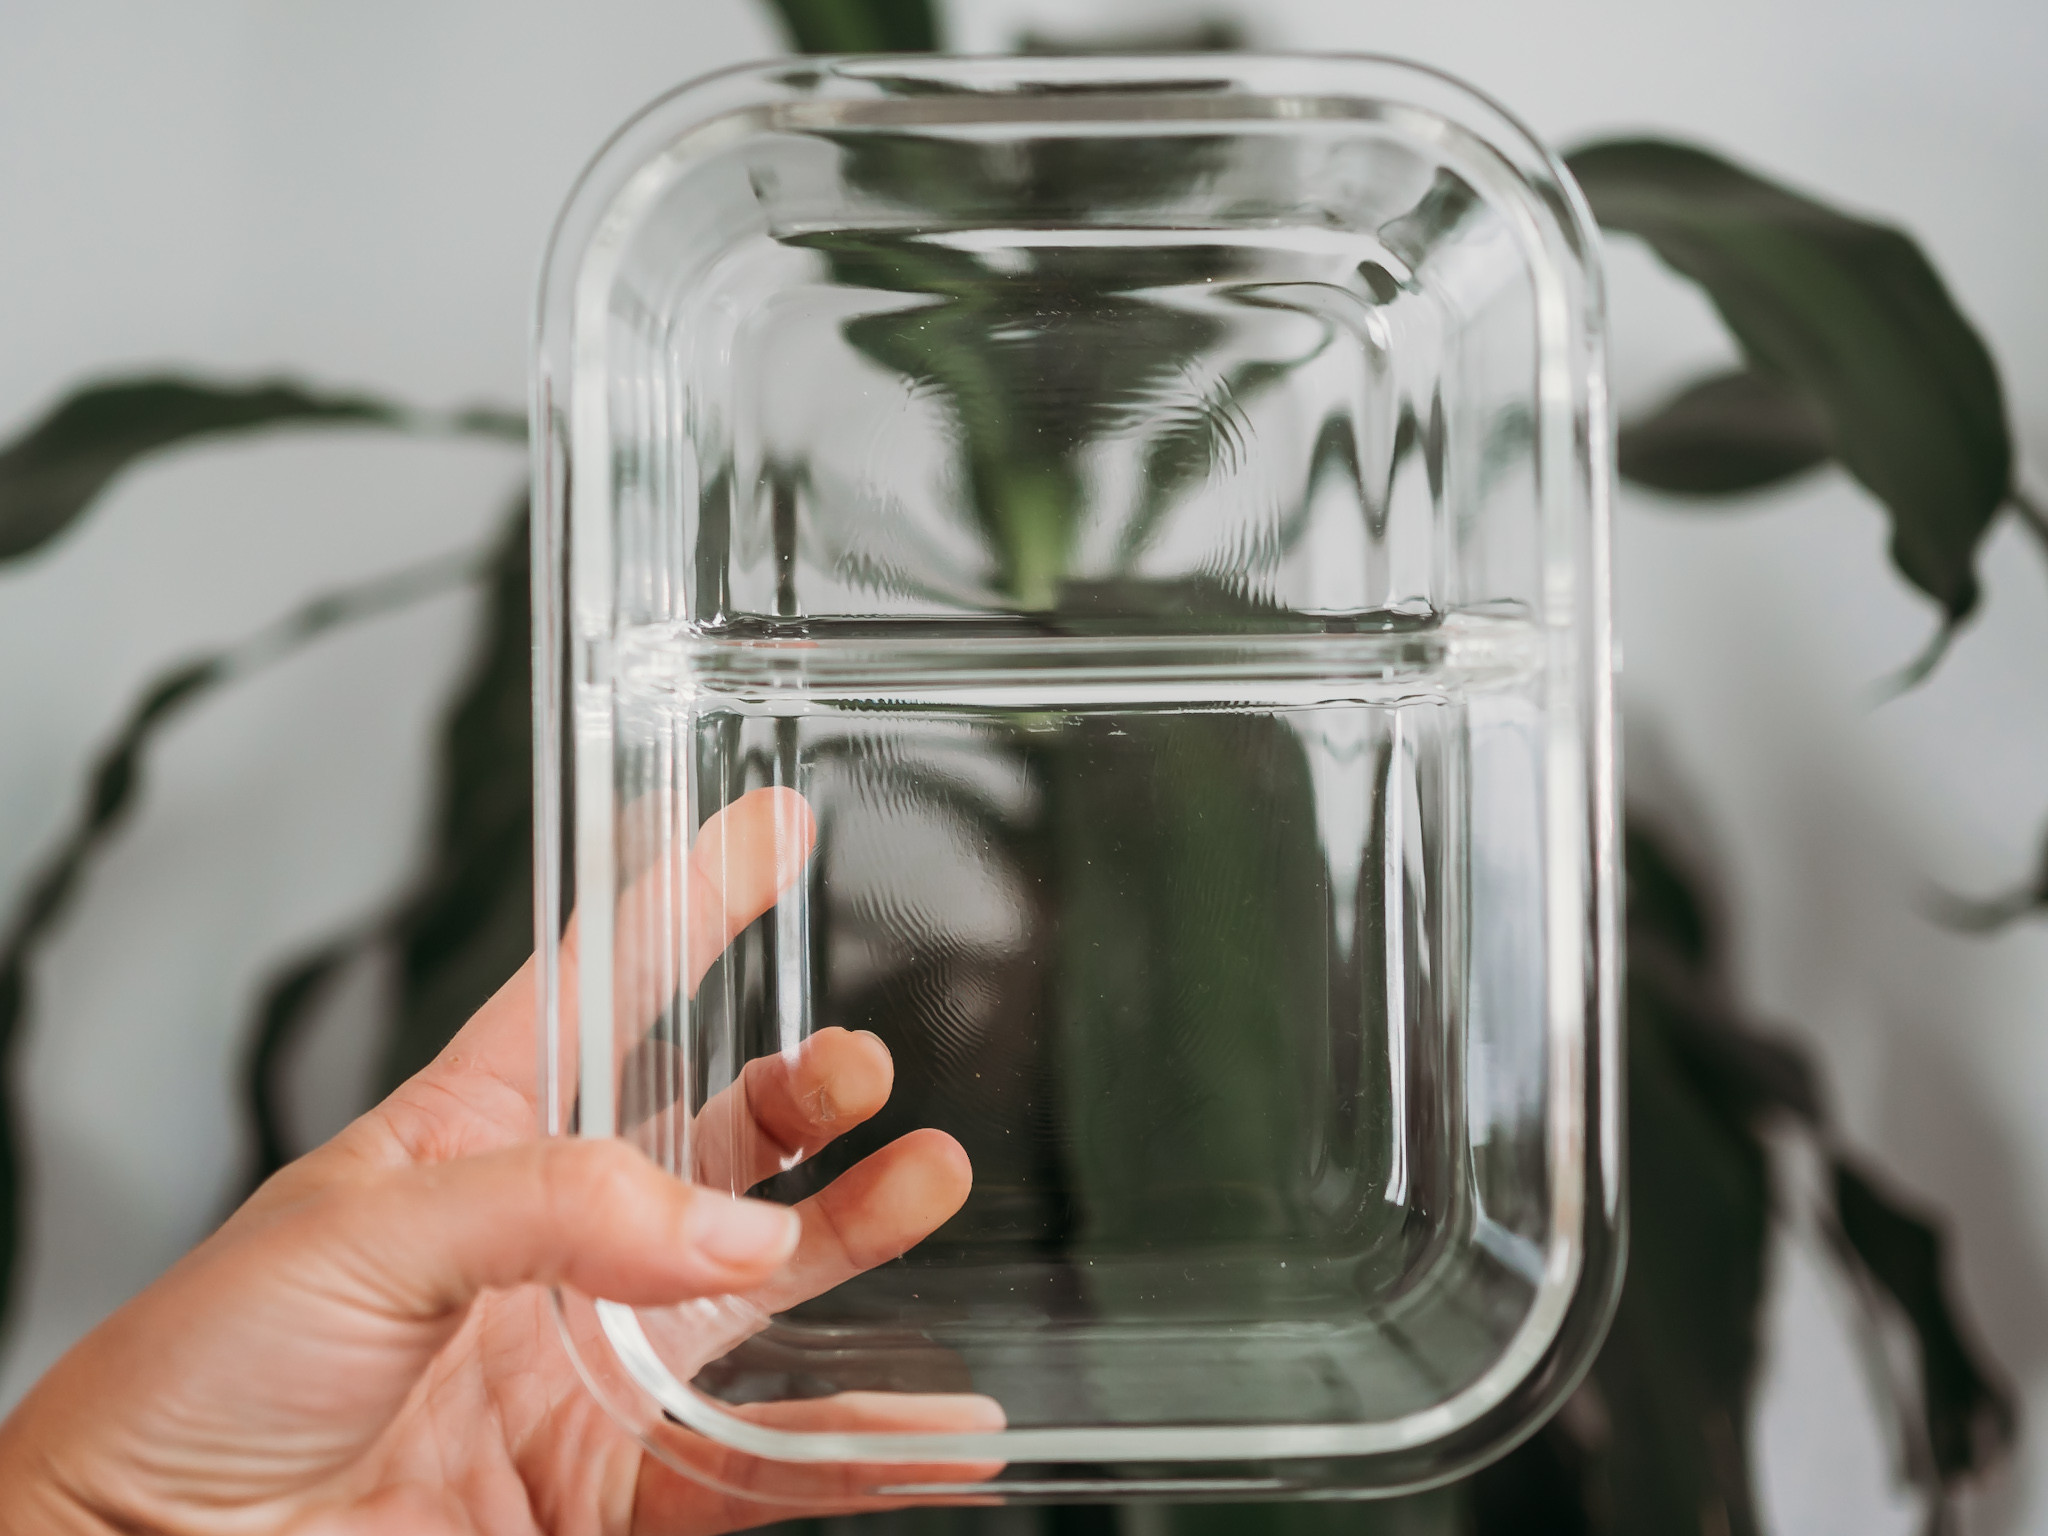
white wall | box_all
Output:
[2,3,2045,1532]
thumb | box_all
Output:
[294,1139,801,1320]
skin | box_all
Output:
[0,787,985,1535]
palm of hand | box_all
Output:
[0,789,975,1535]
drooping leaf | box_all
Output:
[791,87,1282,613]
[839,281,1225,607]
[1115,359,1314,569]
[0,658,219,1333]
[1011,18,1236,53]
[242,937,375,1184]
[1569,139,2014,620]
[1587,821,1774,1536]
[0,544,483,1329]
[1866,622,1963,706]
[760,0,939,54]
[0,377,517,566]
[377,499,537,1092]
[1831,1157,2016,1482]
[240,500,531,1180]
[1015,19,1247,53]
[1378,170,1482,274]
[1620,369,1833,496]
[1593,819,2015,1533]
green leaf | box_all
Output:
[0,544,482,1329]
[1015,19,1247,54]
[0,376,524,567]
[378,500,537,1092]
[238,502,532,1180]
[233,498,540,1176]
[1620,369,1833,496]
[1600,819,2015,1532]
[837,278,1224,608]
[760,0,939,54]
[241,937,374,1184]
[1568,139,2014,620]
[0,378,392,564]
[1115,359,1313,570]
[1594,822,1774,1536]
[793,124,1270,612]
[1831,1158,2016,1482]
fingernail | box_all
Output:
[698,1197,800,1269]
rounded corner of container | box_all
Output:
[531,47,1627,1505]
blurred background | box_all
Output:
[2,2,2045,1532]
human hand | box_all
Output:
[0,787,984,1535]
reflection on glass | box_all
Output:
[538,53,1617,1502]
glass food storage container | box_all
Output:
[532,52,1620,1505]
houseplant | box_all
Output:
[0,4,2025,1529]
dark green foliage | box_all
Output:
[1015,20,1247,54]
[807,130,1255,610]
[837,277,1226,607]
[245,500,534,1182]
[739,14,2015,1524]
[1618,370,1832,496]
[243,939,368,1179]
[1571,139,2015,623]
[1466,1427,1593,1535]
[0,377,518,566]
[0,5,2026,1530]
[754,817,2012,1535]
[1833,1160,2016,1483]
[1050,710,1358,1298]
[789,9,1267,615]
[1577,824,2014,1534]
[1120,361,1336,570]
[0,544,480,1327]
[765,0,938,53]
[0,658,221,1328]
[1588,824,1777,1536]
[380,503,536,1092]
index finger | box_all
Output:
[615,784,817,1057]
[351,787,816,1167]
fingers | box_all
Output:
[685,1027,895,1194]
[618,1129,976,1382]
[300,1139,801,1319]
[344,787,817,1170]
[754,1129,973,1315]
[635,1393,1007,1536]
[740,1391,1007,1434]
[680,786,816,999]
[614,786,817,1051]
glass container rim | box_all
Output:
[529,46,1624,1484]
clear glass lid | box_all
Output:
[532,52,1621,1504]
